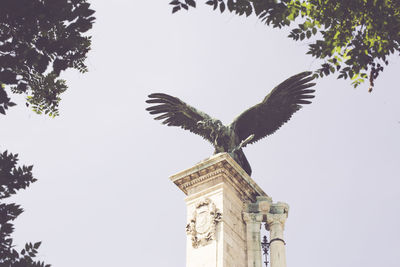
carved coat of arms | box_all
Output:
[186,198,222,248]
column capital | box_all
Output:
[266,213,287,229]
[269,202,289,215]
[266,202,289,230]
[242,212,263,223]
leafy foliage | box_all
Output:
[0,151,36,199]
[1,1,96,266]
[0,0,95,116]
[171,0,400,91]
[0,150,50,267]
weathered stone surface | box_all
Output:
[266,203,289,267]
[170,153,267,203]
[170,153,268,267]
[170,153,289,267]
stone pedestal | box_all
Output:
[170,153,268,267]
[170,153,289,267]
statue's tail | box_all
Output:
[231,149,252,176]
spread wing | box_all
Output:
[230,71,316,145]
[146,93,215,142]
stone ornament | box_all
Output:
[186,198,222,248]
[242,212,263,223]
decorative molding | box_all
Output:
[170,153,268,202]
[181,169,224,190]
[269,202,289,216]
[186,198,222,248]
[242,212,263,223]
[177,164,259,202]
[266,213,287,230]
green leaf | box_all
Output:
[312,27,317,35]
[227,0,234,11]
[34,241,42,249]
[205,0,214,6]
[172,5,181,13]
[220,2,225,13]
[349,70,354,79]
[185,0,196,7]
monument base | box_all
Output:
[170,153,288,267]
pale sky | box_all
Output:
[2,1,400,267]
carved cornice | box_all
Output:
[170,153,268,202]
[179,168,224,191]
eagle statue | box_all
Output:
[146,71,316,176]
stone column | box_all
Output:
[243,212,263,267]
[266,203,289,267]
[170,153,268,267]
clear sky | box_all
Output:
[2,1,400,267]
